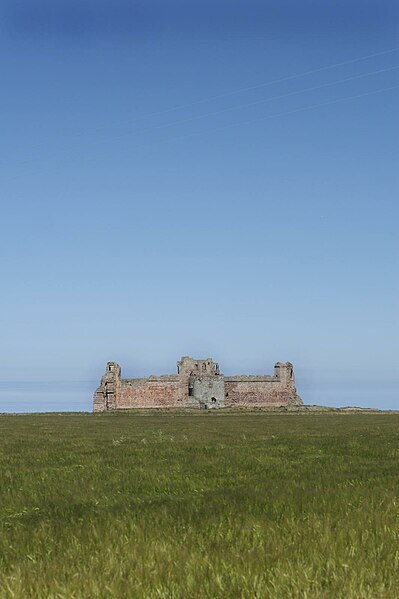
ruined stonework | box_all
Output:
[93,357,302,411]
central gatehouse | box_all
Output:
[93,356,302,411]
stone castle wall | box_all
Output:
[116,377,181,409]
[225,379,298,407]
[224,362,300,407]
[93,356,302,411]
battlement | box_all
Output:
[93,356,302,411]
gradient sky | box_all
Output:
[1,0,398,411]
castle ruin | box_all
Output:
[93,356,302,411]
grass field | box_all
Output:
[1,410,399,598]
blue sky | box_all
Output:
[1,0,398,411]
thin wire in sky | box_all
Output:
[125,64,399,137]
[3,50,399,176]
[41,46,399,141]
[4,46,399,162]
[127,46,399,120]
[172,84,399,142]
[7,84,399,183]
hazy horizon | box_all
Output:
[1,363,398,412]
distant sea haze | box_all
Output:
[0,381,95,413]
[0,378,397,412]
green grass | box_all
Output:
[1,410,399,598]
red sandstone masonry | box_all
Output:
[117,379,182,409]
[225,380,299,407]
[93,357,302,411]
